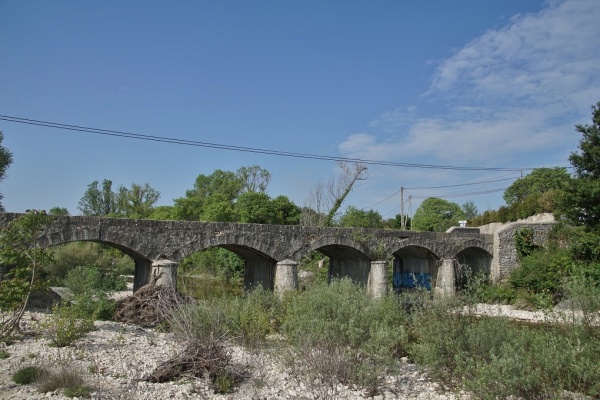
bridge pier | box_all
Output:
[274,259,298,296]
[151,259,178,288]
[434,258,455,298]
[367,260,388,298]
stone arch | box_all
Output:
[35,236,152,292]
[178,240,278,291]
[391,244,440,292]
[454,246,493,289]
[289,236,371,286]
[289,235,369,261]
[175,234,278,262]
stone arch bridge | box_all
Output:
[0,213,553,297]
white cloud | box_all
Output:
[340,0,600,167]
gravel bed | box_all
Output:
[1,310,465,400]
[4,296,586,400]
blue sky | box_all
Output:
[1,0,599,221]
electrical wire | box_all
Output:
[0,114,537,172]
[410,187,507,199]
[361,173,519,209]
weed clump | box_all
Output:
[12,366,45,385]
[35,366,92,397]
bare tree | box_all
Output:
[301,181,327,226]
[302,162,368,226]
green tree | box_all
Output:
[564,101,600,230]
[173,166,276,222]
[338,206,383,228]
[502,167,571,221]
[236,192,274,224]
[503,168,570,207]
[0,211,53,339]
[462,201,478,219]
[237,165,271,194]
[49,207,69,216]
[412,197,465,232]
[271,195,301,225]
[0,131,13,212]
[115,182,160,218]
[78,179,116,216]
[174,170,242,221]
[148,205,176,220]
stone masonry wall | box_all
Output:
[488,217,556,282]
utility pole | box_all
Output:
[400,187,405,230]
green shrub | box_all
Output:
[179,248,244,281]
[0,350,9,359]
[283,279,408,357]
[65,265,125,295]
[509,248,574,297]
[281,279,409,392]
[213,370,237,394]
[42,303,95,347]
[480,283,517,304]
[227,287,282,347]
[408,297,600,399]
[12,366,45,385]
[66,292,116,321]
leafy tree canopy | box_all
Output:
[78,179,117,216]
[338,206,383,228]
[78,179,160,218]
[0,131,14,211]
[564,101,600,230]
[412,197,465,232]
[503,167,571,207]
[173,165,298,224]
[148,205,176,221]
[49,207,69,216]
[115,182,160,219]
[462,201,478,220]
[236,192,274,224]
[271,195,301,225]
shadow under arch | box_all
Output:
[219,244,278,291]
[392,245,440,292]
[317,244,371,286]
[454,246,493,289]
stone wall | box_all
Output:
[483,214,557,282]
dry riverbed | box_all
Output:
[3,295,591,400]
[0,311,464,400]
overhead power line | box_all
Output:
[410,187,507,199]
[361,173,519,209]
[0,114,536,172]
